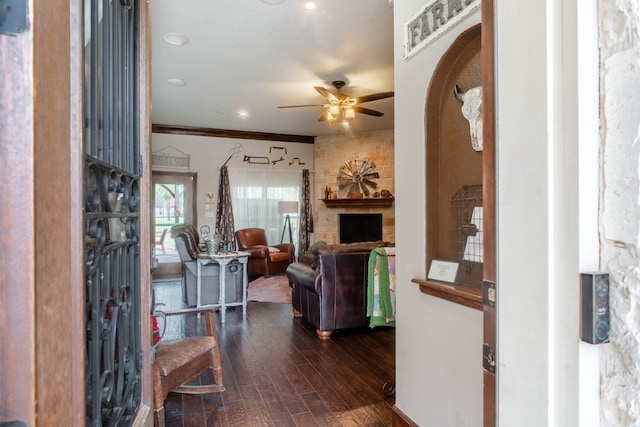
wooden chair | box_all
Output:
[155,228,168,254]
[152,307,224,427]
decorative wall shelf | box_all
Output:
[411,278,483,311]
[321,198,394,208]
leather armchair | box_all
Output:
[286,240,391,339]
[235,228,294,278]
[170,224,243,307]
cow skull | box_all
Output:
[453,85,483,151]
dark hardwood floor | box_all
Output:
[153,280,396,427]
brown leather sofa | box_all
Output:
[235,228,294,278]
[170,224,244,307]
[285,240,392,340]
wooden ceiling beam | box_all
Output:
[152,124,315,144]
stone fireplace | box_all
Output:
[314,129,395,244]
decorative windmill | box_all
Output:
[336,159,380,197]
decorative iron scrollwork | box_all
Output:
[85,159,142,425]
[84,0,141,423]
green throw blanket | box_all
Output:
[367,247,396,328]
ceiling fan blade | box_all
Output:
[355,91,394,104]
[314,86,339,103]
[277,104,326,108]
[352,106,385,117]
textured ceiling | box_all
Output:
[151,0,395,137]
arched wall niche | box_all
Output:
[425,24,483,288]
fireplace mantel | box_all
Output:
[321,198,394,208]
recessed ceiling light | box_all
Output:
[163,32,189,46]
[167,78,187,86]
[237,111,249,118]
[305,1,316,10]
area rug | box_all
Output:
[247,273,292,304]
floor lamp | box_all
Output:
[278,201,298,244]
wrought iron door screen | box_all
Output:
[84,0,142,425]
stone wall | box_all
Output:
[598,1,640,425]
[313,129,395,244]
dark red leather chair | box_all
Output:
[234,228,294,278]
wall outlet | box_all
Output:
[456,409,469,427]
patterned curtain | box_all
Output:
[298,169,313,256]
[215,166,236,250]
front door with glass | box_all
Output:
[152,172,197,275]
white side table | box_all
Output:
[196,251,250,323]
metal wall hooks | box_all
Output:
[269,146,287,154]
[222,142,244,167]
[243,155,270,164]
[243,150,305,167]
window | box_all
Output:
[229,168,301,250]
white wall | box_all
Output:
[393,2,483,426]
[494,0,583,424]
[152,133,315,233]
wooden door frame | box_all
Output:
[481,0,497,425]
[0,0,153,425]
[0,1,83,424]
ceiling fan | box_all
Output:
[277,80,394,124]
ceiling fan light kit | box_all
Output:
[326,106,355,124]
[344,108,355,120]
[278,80,394,126]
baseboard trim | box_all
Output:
[392,405,419,427]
